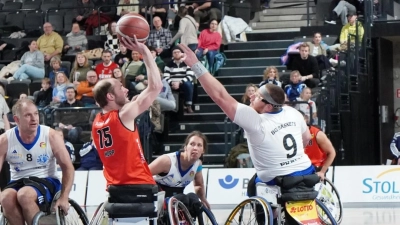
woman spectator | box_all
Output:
[104,21,120,58]
[49,56,69,87]
[112,68,125,87]
[258,66,282,88]
[306,32,332,70]
[169,6,198,52]
[241,84,257,105]
[114,43,132,67]
[52,72,73,105]
[64,23,88,56]
[70,53,92,84]
[7,40,44,82]
[195,19,221,70]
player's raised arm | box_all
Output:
[119,36,163,123]
[178,44,238,121]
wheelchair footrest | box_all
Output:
[105,202,157,218]
[281,191,319,202]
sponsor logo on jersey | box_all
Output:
[40,142,46,149]
[37,154,50,165]
[190,171,195,177]
[10,150,23,159]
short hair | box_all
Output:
[265,83,285,105]
[177,6,188,17]
[12,99,35,116]
[313,32,322,37]
[147,45,156,52]
[42,77,51,85]
[102,49,113,56]
[50,56,61,66]
[299,43,309,50]
[290,70,300,77]
[93,79,114,108]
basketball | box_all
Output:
[116,13,150,43]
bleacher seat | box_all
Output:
[59,1,75,9]
[29,81,42,94]
[1,49,17,61]
[22,0,42,10]
[4,12,25,31]
[24,11,43,34]
[2,2,22,10]
[42,0,60,3]
[6,82,29,99]
[63,13,75,34]
[4,0,23,3]
[61,61,71,75]
[0,3,3,10]
[10,79,31,86]
[0,13,6,26]
[47,11,64,33]
[40,1,59,12]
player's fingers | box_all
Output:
[132,35,139,44]
[178,43,191,53]
[122,37,134,47]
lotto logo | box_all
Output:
[218,175,239,189]
[290,205,313,213]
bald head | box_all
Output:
[93,79,116,108]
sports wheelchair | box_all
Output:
[0,191,89,225]
[225,174,338,225]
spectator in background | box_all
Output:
[60,87,84,108]
[259,66,281,88]
[70,53,92,84]
[117,0,139,17]
[94,0,117,19]
[306,32,332,70]
[55,129,76,163]
[325,0,358,25]
[52,72,73,105]
[122,50,143,77]
[112,68,125,86]
[37,22,63,62]
[114,43,132,67]
[77,70,98,106]
[287,43,320,88]
[164,46,194,113]
[169,6,198,52]
[139,0,168,24]
[77,140,103,170]
[294,87,317,124]
[49,56,69,87]
[284,70,306,102]
[195,19,221,70]
[35,78,53,108]
[7,40,45,82]
[241,84,257,105]
[74,0,95,27]
[190,0,221,24]
[147,16,173,57]
[19,93,28,100]
[104,22,120,58]
[137,46,165,78]
[157,75,176,112]
[95,50,119,80]
[339,12,364,46]
[64,23,88,55]
[390,132,400,165]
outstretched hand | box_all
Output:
[120,35,147,55]
[177,44,200,67]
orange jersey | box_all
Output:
[305,126,327,167]
[92,110,155,187]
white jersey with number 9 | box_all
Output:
[234,104,312,182]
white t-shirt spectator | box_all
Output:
[294,97,317,119]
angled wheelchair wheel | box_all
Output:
[316,178,343,224]
[89,202,107,225]
[315,198,338,225]
[224,196,273,225]
[0,214,9,225]
[168,197,194,225]
[196,205,218,225]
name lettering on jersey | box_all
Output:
[280,156,302,166]
[94,118,111,127]
[104,149,115,157]
[271,122,296,135]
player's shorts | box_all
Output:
[7,177,62,207]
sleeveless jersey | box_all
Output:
[305,126,326,167]
[5,125,58,180]
[92,110,155,186]
[154,151,201,188]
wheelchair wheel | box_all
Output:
[197,205,218,225]
[315,198,338,225]
[224,196,273,225]
[168,197,194,225]
[58,199,89,225]
[316,178,343,224]
[0,214,8,225]
[89,202,107,225]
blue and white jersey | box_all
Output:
[5,125,58,180]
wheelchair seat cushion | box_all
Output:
[275,174,320,201]
[108,184,158,204]
[280,191,319,202]
[104,202,157,218]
